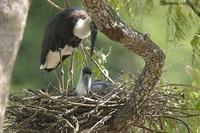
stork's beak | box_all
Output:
[90,21,98,56]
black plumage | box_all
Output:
[40,8,97,72]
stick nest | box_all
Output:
[5,87,130,133]
[5,83,191,133]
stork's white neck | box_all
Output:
[73,17,92,39]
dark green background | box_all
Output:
[11,0,193,91]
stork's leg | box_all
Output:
[66,51,75,91]
[59,50,65,93]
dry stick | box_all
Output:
[47,80,59,91]
[66,51,75,90]
[61,116,75,131]
[46,0,63,10]
[59,50,65,93]
[38,90,124,107]
[133,125,167,133]
[158,83,200,90]
[163,116,192,133]
[82,96,119,104]
[80,43,88,65]
[87,109,118,132]
[20,105,63,114]
[71,116,79,132]
[64,0,70,8]
[17,111,39,128]
[16,129,40,133]
[82,46,114,83]
[55,71,62,92]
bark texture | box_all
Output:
[186,0,200,17]
[0,0,30,132]
[82,0,165,132]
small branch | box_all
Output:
[87,109,117,132]
[46,0,63,10]
[133,125,167,133]
[71,116,79,132]
[38,90,124,107]
[59,50,65,93]
[62,117,75,131]
[158,83,200,90]
[163,116,192,133]
[55,71,62,92]
[64,0,70,8]
[17,111,39,128]
[16,129,40,133]
[186,0,200,17]
[66,51,75,90]
[80,43,88,65]
[82,46,114,83]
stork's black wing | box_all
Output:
[40,8,83,66]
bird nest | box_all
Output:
[5,87,129,133]
[5,83,190,133]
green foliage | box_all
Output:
[108,0,154,29]
[11,0,200,132]
[190,25,200,87]
[167,6,190,42]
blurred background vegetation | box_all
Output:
[10,0,200,132]
[11,0,199,89]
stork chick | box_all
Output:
[75,67,114,96]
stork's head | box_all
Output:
[75,67,92,96]
[73,14,98,56]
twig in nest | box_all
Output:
[71,116,79,132]
[17,111,39,128]
[38,90,124,107]
[46,0,63,10]
[6,77,197,132]
[87,109,118,132]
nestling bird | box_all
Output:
[75,67,115,96]
[40,8,98,72]
[75,67,92,96]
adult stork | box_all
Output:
[40,8,98,72]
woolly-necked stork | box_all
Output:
[40,8,98,72]
[75,67,115,96]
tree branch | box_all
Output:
[82,0,165,131]
[186,0,200,17]
[46,0,63,10]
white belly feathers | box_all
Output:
[40,46,74,69]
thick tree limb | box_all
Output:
[0,0,30,132]
[82,0,165,131]
[186,0,200,17]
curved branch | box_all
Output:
[82,0,165,131]
[186,0,200,17]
